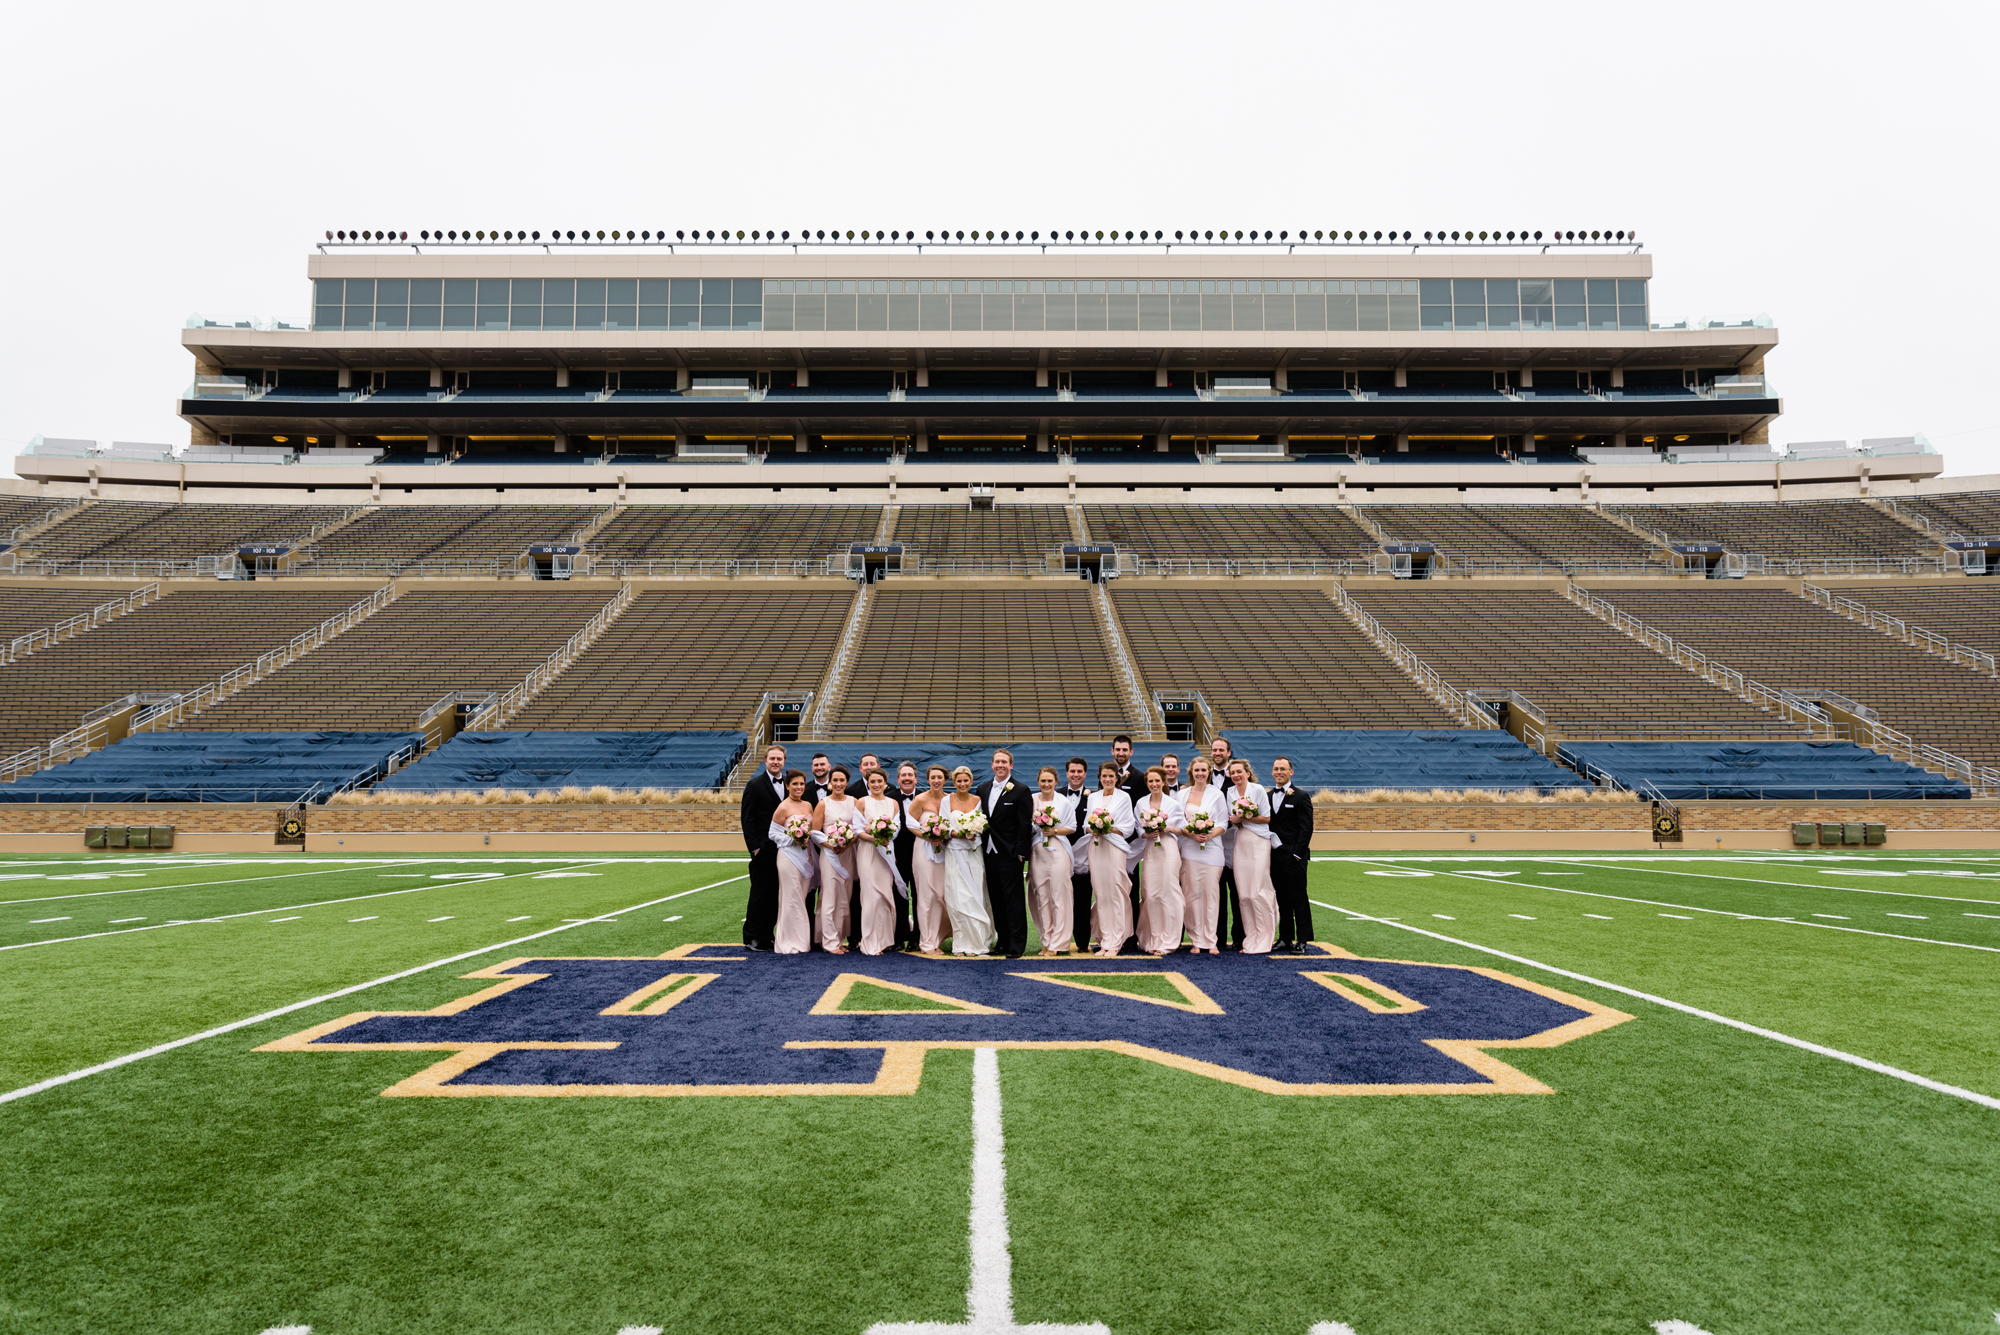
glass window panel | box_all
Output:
[1454,306,1486,330]
[1387,293,1419,331]
[672,279,699,304]
[1373,281,1388,294]
[478,303,511,331]
[857,293,888,331]
[1295,292,1327,331]
[1586,279,1616,306]
[920,294,950,329]
[1452,278,1483,304]
[377,279,409,304]
[313,306,341,331]
[1588,302,1618,331]
[1138,292,1169,330]
[1487,303,1520,331]
[982,295,1012,331]
[344,278,375,307]
[1076,293,1107,331]
[575,279,606,305]
[1170,293,1202,330]
[1013,293,1044,331]
[982,280,998,294]
[793,294,825,331]
[1200,294,1232,329]
[765,279,781,292]
[824,293,856,330]
[540,302,571,331]
[1553,279,1586,305]
[1042,293,1075,331]
[510,303,540,331]
[1485,279,1518,303]
[444,303,475,331]
[409,303,442,330]
[1420,279,1452,305]
[669,304,699,331]
[476,279,508,305]
[1619,279,1647,307]
[762,294,795,331]
[1327,294,1358,330]
[344,303,374,331]
[1358,294,1389,331]
[314,279,342,305]
[581,302,613,329]
[734,279,761,305]
[543,279,573,305]
[444,278,478,305]
[376,304,408,331]
[733,306,761,331]
[1420,304,1452,331]
[1519,279,1551,305]
[1107,293,1138,330]
[700,304,730,330]
[511,279,541,305]
[638,279,671,304]
[1554,304,1586,331]
[638,304,671,330]
[410,279,443,304]
[1263,294,1295,331]
[603,279,634,305]
[1522,304,1553,331]
[1619,306,1648,330]
[888,293,920,330]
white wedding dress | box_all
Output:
[942,798,996,956]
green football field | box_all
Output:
[2,850,1997,1335]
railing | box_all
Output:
[8,555,242,580]
[805,722,1134,742]
[1873,497,1960,543]
[1325,584,1495,729]
[1556,721,1850,743]
[4,582,161,665]
[6,498,85,546]
[1801,582,1997,677]
[465,581,634,731]
[724,689,815,787]
[1153,686,1221,744]
[1092,581,1162,738]
[1430,557,1671,578]
[804,584,872,735]
[1464,688,1551,754]
[1123,557,1366,578]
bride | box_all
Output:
[942,765,996,956]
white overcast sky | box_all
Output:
[3,0,1995,476]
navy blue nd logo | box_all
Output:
[261,944,1632,1097]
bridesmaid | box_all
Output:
[1083,761,1136,957]
[810,765,860,954]
[1225,757,1278,955]
[855,768,904,955]
[905,764,949,955]
[1177,757,1229,955]
[769,770,815,954]
[1132,766,1185,956]
[1028,765,1078,957]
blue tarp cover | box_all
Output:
[1217,729,1589,792]
[1558,740,1969,800]
[379,730,749,792]
[0,731,423,804]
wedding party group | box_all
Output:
[739,735,1315,960]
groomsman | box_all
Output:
[1268,755,1315,953]
[1210,735,1245,951]
[892,761,920,949]
[1062,757,1094,952]
[737,744,789,952]
[1109,734,1148,805]
[976,748,1035,958]
[1160,753,1182,791]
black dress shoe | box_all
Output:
[744,940,773,953]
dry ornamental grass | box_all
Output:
[330,785,1635,807]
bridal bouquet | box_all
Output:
[822,817,857,852]
[1230,796,1259,824]
[1033,803,1061,848]
[916,810,949,844]
[782,814,811,843]
[1138,805,1171,846]
[1086,809,1117,838]
[865,813,898,848]
[948,809,989,842]
[1183,809,1217,842]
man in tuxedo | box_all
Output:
[806,753,833,807]
[1210,735,1244,951]
[1268,755,1315,953]
[1109,734,1147,805]
[976,748,1035,958]
[737,744,789,951]
[1160,752,1182,791]
[1062,757,1093,952]
[891,761,920,949]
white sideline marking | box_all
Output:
[535,871,602,878]
[1652,1322,1714,1335]
[866,1048,1107,1335]
[1311,898,2000,1113]
[430,872,502,880]
[1364,869,1431,877]
[1819,869,1902,877]
[0,875,744,1109]
[1812,913,1850,919]
[1583,914,1614,920]
[508,915,532,921]
[2,860,437,907]
[1595,862,2000,908]
[1969,913,2000,920]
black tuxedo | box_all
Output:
[1060,785,1093,951]
[976,777,1035,955]
[892,788,920,947]
[1111,763,1148,807]
[1268,783,1315,946]
[738,768,789,947]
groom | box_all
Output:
[975,748,1035,958]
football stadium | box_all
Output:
[3,229,1998,1335]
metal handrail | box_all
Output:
[1091,581,1161,737]
[804,722,1134,742]
[1801,581,1997,677]
[804,584,871,735]
[3,582,161,665]
[465,580,634,731]
[1325,584,1495,729]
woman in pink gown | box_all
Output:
[1083,761,1136,957]
[768,770,816,954]
[1177,758,1229,955]
[1027,766,1078,956]
[1225,758,1278,955]
[853,768,905,955]
[904,765,949,954]
[1132,766,1185,955]
[810,765,860,954]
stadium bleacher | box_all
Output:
[17,502,177,561]
[1081,505,1376,561]
[0,730,422,803]
[1112,588,1450,727]
[1610,500,1930,559]
[833,587,1127,735]
[1826,583,2000,657]
[0,587,137,643]
[32,504,337,562]
[0,589,364,756]
[0,497,65,533]
[1359,505,1656,564]
[183,589,611,732]
[1897,490,2000,537]
[310,505,604,566]
[590,505,884,562]
[888,505,1074,560]
[1218,728,1589,792]
[508,587,854,729]
[1560,739,1970,800]
[1603,587,2000,766]
[376,729,746,792]
[1349,587,1790,739]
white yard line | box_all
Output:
[1571,863,2000,909]
[1347,860,2000,955]
[0,860,439,908]
[1310,898,2000,1112]
[0,874,744,1109]
[867,1047,1107,1335]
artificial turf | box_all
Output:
[0,852,1995,1334]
